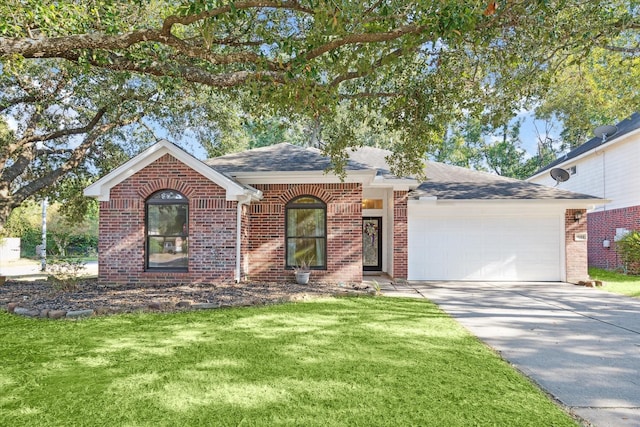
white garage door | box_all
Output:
[408,206,563,281]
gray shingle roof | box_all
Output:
[414,161,599,200]
[205,143,370,173]
[206,143,600,200]
[346,146,406,179]
[534,112,640,176]
[348,146,599,200]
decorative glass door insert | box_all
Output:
[363,217,382,271]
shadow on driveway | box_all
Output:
[386,281,640,427]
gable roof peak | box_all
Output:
[84,139,261,202]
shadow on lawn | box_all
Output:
[0,297,576,426]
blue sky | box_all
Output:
[516,111,561,158]
[7,104,559,165]
[174,111,561,162]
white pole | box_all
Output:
[235,196,250,283]
[41,198,47,272]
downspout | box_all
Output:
[235,195,252,283]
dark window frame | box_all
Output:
[145,190,189,271]
[285,195,327,270]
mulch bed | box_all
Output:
[0,278,374,319]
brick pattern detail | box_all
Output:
[247,183,363,283]
[98,154,238,284]
[393,191,408,279]
[565,209,588,283]
[587,205,640,270]
[278,185,335,204]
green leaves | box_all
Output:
[0,0,637,197]
[616,231,640,275]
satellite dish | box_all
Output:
[550,168,570,185]
[593,125,618,142]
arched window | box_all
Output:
[146,190,188,270]
[285,195,326,269]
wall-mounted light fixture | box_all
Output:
[574,211,583,222]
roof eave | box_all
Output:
[408,197,609,208]
[369,175,420,191]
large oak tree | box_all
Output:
[0,0,637,228]
[535,45,640,147]
[0,59,245,226]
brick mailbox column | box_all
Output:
[565,208,588,283]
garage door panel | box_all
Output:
[408,209,562,281]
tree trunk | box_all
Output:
[51,235,68,257]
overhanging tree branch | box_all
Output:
[1,104,108,173]
[21,106,108,145]
[0,1,314,59]
[602,44,640,54]
[0,0,636,226]
[330,47,408,87]
[12,113,142,203]
[57,51,288,87]
[162,0,314,33]
[301,24,424,62]
[0,95,37,113]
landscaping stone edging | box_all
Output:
[2,289,377,320]
[576,280,604,288]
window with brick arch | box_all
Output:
[286,195,326,269]
[146,190,188,270]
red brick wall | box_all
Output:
[565,209,588,283]
[98,154,238,284]
[393,191,408,280]
[587,205,640,270]
[247,183,363,283]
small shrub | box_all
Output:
[371,280,381,295]
[20,227,42,258]
[616,231,640,274]
[48,259,86,291]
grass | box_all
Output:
[0,297,578,426]
[589,267,640,298]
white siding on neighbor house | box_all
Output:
[0,238,21,262]
[529,134,640,212]
[407,203,565,281]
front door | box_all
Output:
[363,217,382,271]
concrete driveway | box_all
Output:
[382,281,640,427]
[0,260,98,279]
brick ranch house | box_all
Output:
[85,140,604,285]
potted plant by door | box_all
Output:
[293,260,311,285]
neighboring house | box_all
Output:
[85,140,602,285]
[528,112,640,270]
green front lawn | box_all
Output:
[589,267,640,298]
[1,298,577,426]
